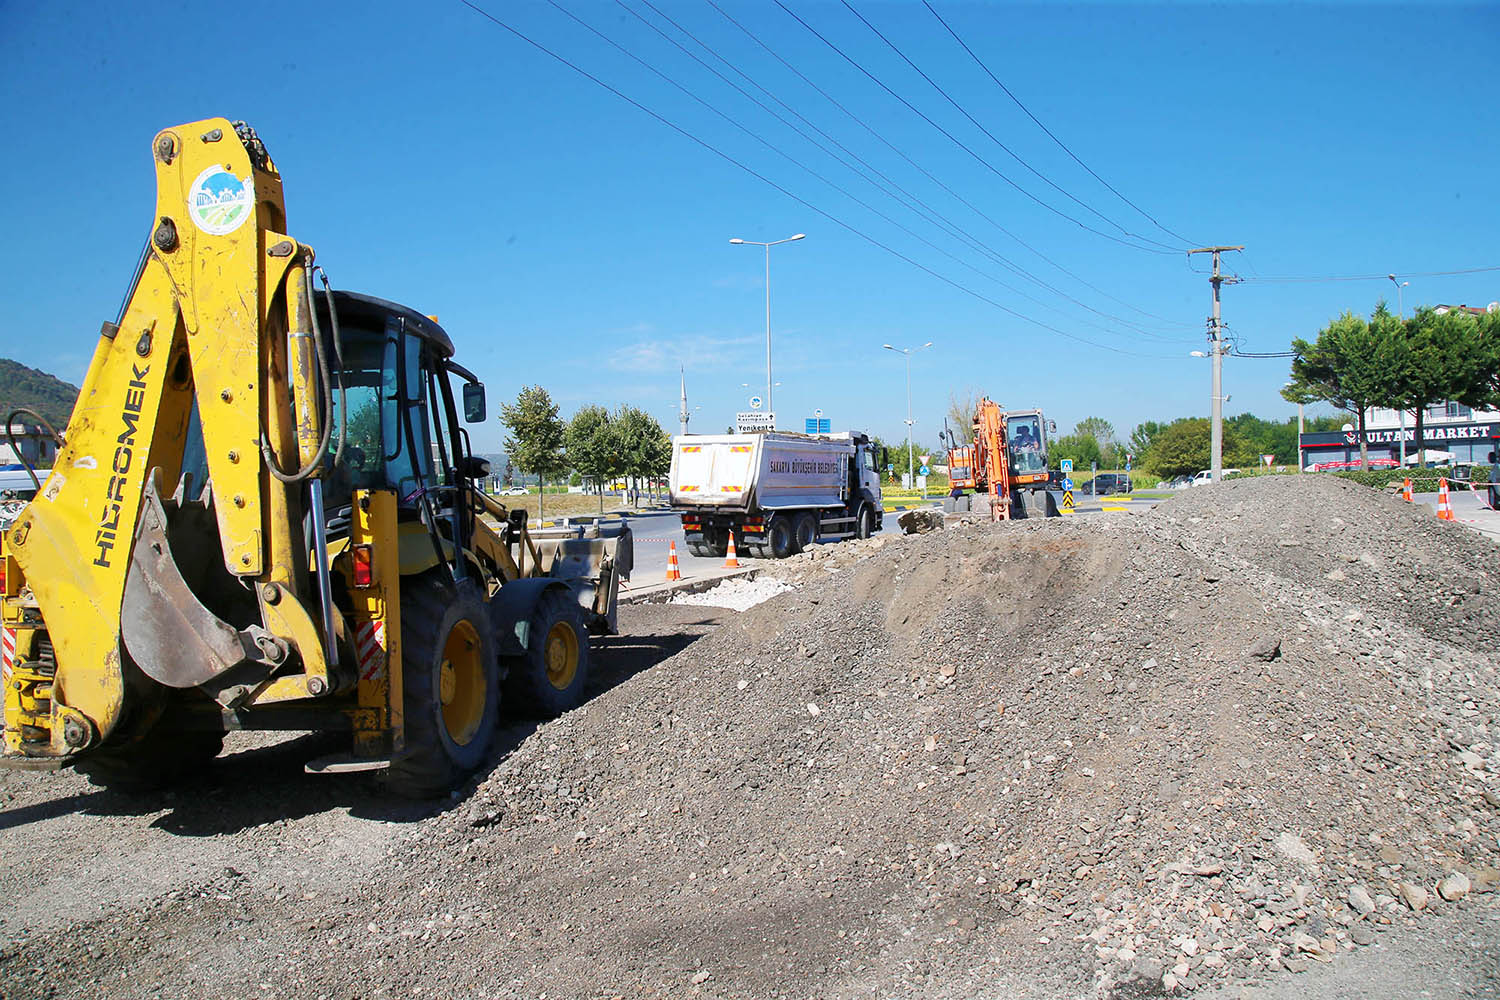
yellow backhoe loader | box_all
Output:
[0,119,631,796]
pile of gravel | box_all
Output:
[400,475,1495,997]
[3,475,1494,1000]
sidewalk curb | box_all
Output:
[620,565,762,605]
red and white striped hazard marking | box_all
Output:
[356,620,386,681]
[1,626,16,684]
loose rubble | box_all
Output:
[1,475,1496,999]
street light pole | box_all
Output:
[1388,273,1412,467]
[730,233,805,425]
[1188,246,1243,484]
[884,342,933,489]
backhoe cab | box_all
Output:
[0,119,630,796]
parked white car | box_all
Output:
[498,485,529,496]
[1190,469,1240,486]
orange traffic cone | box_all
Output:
[1437,478,1454,521]
[722,532,740,569]
[1402,478,1413,502]
[665,540,682,581]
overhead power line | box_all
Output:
[840,0,1184,254]
[921,0,1199,249]
[622,0,1195,343]
[704,0,1199,329]
[1238,265,1500,284]
[456,0,1179,358]
[774,0,1177,256]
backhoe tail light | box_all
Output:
[351,544,374,588]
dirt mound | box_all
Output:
[372,475,1492,998]
[2,476,1495,1000]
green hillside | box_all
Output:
[0,359,79,431]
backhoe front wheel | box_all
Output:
[504,587,592,719]
[388,574,499,798]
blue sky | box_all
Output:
[2,2,1496,454]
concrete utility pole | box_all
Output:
[1188,246,1243,483]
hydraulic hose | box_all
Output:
[4,407,63,494]
[259,262,344,483]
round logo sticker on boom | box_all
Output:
[187,166,254,236]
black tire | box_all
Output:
[708,529,729,559]
[856,504,875,539]
[75,726,224,793]
[767,516,795,559]
[687,542,708,558]
[503,587,592,719]
[793,513,816,553]
[388,573,499,798]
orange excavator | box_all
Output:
[942,400,1059,520]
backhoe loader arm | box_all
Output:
[4,119,332,757]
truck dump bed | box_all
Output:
[670,432,855,510]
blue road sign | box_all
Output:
[1063,477,1074,491]
[1060,459,1074,474]
[919,464,930,476]
[804,417,831,434]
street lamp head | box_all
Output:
[1190,351,1208,358]
[789,233,806,241]
[1388,273,1396,282]
[921,341,933,348]
[882,344,895,351]
[729,238,745,244]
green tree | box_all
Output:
[1290,306,1406,470]
[1146,418,1256,477]
[565,404,617,513]
[1050,433,1103,470]
[613,405,671,505]
[1391,306,1493,464]
[1127,420,1165,466]
[499,385,567,520]
[1073,416,1119,467]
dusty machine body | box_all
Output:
[0,119,631,795]
[668,430,884,558]
[942,401,1060,520]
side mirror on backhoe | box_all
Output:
[462,382,486,423]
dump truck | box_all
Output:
[0,118,631,797]
[941,401,1060,519]
[669,430,884,558]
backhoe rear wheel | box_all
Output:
[388,573,499,799]
[504,587,592,719]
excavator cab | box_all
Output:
[1004,409,1049,476]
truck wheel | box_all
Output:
[75,727,225,794]
[504,587,592,719]
[687,542,708,558]
[388,573,499,798]
[793,514,816,553]
[856,504,875,539]
[708,529,729,559]
[767,516,795,559]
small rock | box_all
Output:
[1472,868,1500,893]
[1276,831,1318,868]
[1398,882,1428,911]
[1181,938,1199,957]
[692,970,711,984]
[1246,635,1281,661]
[1132,957,1163,982]
[1482,788,1500,809]
[1348,885,1376,916]
[1162,972,1179,991]
[1437,872,1471,902]
[807,703,821,716]
[1351,924,1375,946]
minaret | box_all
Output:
[678,366,690,437]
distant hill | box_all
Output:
[0,359,79,430]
